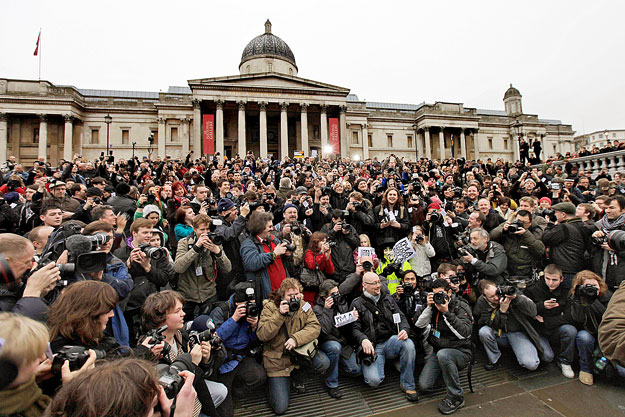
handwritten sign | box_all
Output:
[392,237,416,264]
[334,311,357,328]
[358,246,375,258]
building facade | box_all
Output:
[574,129,625,150]
[0,20,575,166]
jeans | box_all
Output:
[545,324,578,365]
[361,335,416,390]
[267,350,330,415]
[321,340,362,388]
[576,330,596,373]
[418,348,471,400]
[479,326,553,371]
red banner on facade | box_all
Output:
[329,118,339,154]
[202,114,215,155]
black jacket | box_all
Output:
[313,296,354,349]
[107,194,136,217]
[214,214,247,291]
[373,204,411,249]
[350,293,409,345]
[568,290,612,335]
[0,286,49,322]
[415,295,473,355]
[541,217,586,274]
[320,222,359,281]
[523,279,569,334]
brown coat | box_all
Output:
[256,298,321,377]
[598,280,625,367]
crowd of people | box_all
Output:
[1,149,625,417]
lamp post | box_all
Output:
[104,114,112,156]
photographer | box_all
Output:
[394,270,430,361]
[209,282,267,416]
[523,264,578,379]
[0,234,60,321]
[490,210,545,279]
[174,214,232,319]
[240,211,292,300]
[459,228,507,286]
[407,227,435,277]
[590,195,625,291]
[213,198,250,300]
[350,271,418,402]
[276,203,311,277]
[345,191,375,236]
[313,279,362,398]
[541,202,586,287]
[43,358,197,417]
[415,278,473,415]
[424,203,457,270]
[115,219,174,339]
[141,290,227,414]
[376,244,411,295]
[320,209,360,283]
[474,280,553,371]
[310,188,332,232]
[568,271,613,385]
[256,278,327,415]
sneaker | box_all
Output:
[558,362,575,379]
[400,384,419,402]
[438,397,465,415]
[579,370,594,386]
[291,375,306,394]
[327,386,342,399]
[484,361,500,371]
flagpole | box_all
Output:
[38,28,42,80]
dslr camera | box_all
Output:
[288,295,300,312]
[401,283,415,297]
[245,287,259,317]
[433,291,449,305]
[575,283,599,301]
[188,320,223,350]
[330,292,346,306]
[507,220,524,234]
[206,217,224,246]
[156,355,194,399]
[138,243,167,261]
[145,324,171,356]
[457,245,477,258]
[361,259,374,272]
[496,285,517,297]
[51,346,106,375]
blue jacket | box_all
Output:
[240,235,290,299]
[210,295,259,373]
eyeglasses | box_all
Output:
[364,281,381,286]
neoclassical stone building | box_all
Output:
[0,20,575,166]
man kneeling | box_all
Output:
[415,278,473,415]
[350,271,418,402]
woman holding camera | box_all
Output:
[303,232,334,302]
[568,270,613,386]
[313,280,362,399]
[256,278,328,415]
[141,290,227,416]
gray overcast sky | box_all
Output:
[1,0,623,135]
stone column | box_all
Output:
[38,114,48,161]
[259,102,268,158]
[362,123,369,160]
[417,129,424,158]
[320,105,328,156]
[181,118,190,156]
[460,129,467,158]
[280,102,289,159]
[0,113,7,164]
[424,126,432,159]
[215,100,224,156]
[192,99,201,154]
[513,130,521,162]
[237,101,246,157]
[157,117,166,157]
[438,127,445,161]
[300,103,309,157]
[63,114,73,161]
[474,129,480,160]
[339,105,347,157]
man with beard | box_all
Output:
[459,228,507,286]
[590,195,625,291]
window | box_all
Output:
[267,62,273,72]
[170,127,179,142]
[352,131,359,145]
[387,135,393,147]
[503,138,509,149]
[33,128,39,144]
[91,129,99,144]
[488,136,493,149]
[599,134,604,139]
[553,144,557,153]
[368,134,373,148]
[151,130,158,144]
[614,133,617,138]
[121,129,129,145]
[407,135,413,148]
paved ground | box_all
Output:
[234,351,625,417]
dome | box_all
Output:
[504,84,521,100]
[240,20,296,68]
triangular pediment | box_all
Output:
[188,73,349,96]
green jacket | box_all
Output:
[174,235,232,303]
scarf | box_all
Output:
[0,376,50,417]
[597,213,625,232]
[363,290,381,304]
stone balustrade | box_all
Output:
[539,149,625,178]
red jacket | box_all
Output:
[304,249,335,276]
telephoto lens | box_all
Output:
[496,285,516,297]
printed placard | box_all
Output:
[334,311,357,328]
[392,237,416,264]
[358,246,375,258]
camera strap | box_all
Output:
[360,297,398,336]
